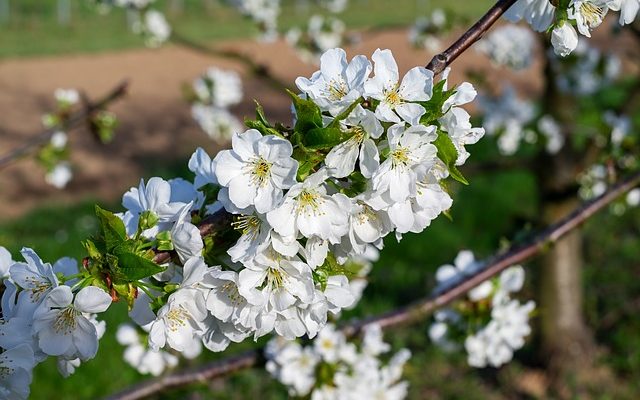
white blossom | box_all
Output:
[32,286,111,361]
[191,105,243,143]
[364,49,434,125]
[0,344,35,400]
[551,21,579,57]
[193,67,243,108]
[215,129,298,214]
[116,323,179,376]
[296,48,371,116]
[504,0,556,32]
[45,162,73,189]
[267,169,351,244]
[477,25,535,69]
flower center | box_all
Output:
[579,2,605,28]
[166,305,191,332]
[221,282,244,305]
[350,126,366,144]
[296,189,324,215]
[383,84,403,107]
[53,307,80,335]
[249,157,272,187]
[326,78,348,101]
[232,214,262,239]
[266,267,286,289]
[356,202,377,225]
[391,146,412,169]
[25,276,52,302]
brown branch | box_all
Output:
[170,32,295,93]
[426,0,518,75]
[0,80,129,170]
[105,169,640,400]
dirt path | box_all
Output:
[0,28,545,220]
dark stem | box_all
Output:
[426,0,518,75]
[106,170,640,400]
[0,80,129,170]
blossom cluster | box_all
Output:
[476,25,535,70]
[0,47,483,394]
[266,323,411,399]
[100,47,479,362]
[102,0,171,47]
[39,88,117,189]
[286,15,348,63]
[428,250,535,368]
[0,247,111,398]
[229,0,281,42]
[505,0,639,57]
[408,9,448,52]
[189,67,244,143]
[478,85,564,155]
[549,41,621,96]
[40,88,79,190]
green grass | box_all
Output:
[0,0,493,58]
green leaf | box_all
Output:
[302,127,352,150]
[244,101,283,137]
[112,246,164,282]
[419,80,456,125]
[95,205,127,251]
[327,98,363,129]
[83,239,103,260]
[433,130,469,185]
[293,148,325,181]
[288,89,323,134]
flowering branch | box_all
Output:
[426,0,518,75]
[106,169,640,400]
[170,32,295,92]
[0,80,129,170]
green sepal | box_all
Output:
[112,282,137,310]
[433,130,469,185]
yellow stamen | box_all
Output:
[53,307,80,335]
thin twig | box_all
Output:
[0,80,130,170]
[170,32,295,92]
[106,170,640,400]
[426,0,518,75]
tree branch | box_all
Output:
[170,32,295,92]
[426,0,518,75]
[0,80,130,170]
[106,169,640,400]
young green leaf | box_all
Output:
[112,246,165,282]
[433,130,469,185]
[95,205,127,251]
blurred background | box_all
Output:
[1,0,639,398]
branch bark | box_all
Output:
[106,170,640,400]
[0,80,130,170]
[426,0,518,75]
